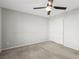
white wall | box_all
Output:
[64,8,79,50]
[2,8,79,51]
[49,15,64,44]
[49,8,79,51]
[2,8,49,49]
[0,8,2,51]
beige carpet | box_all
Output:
[0,41,79,59]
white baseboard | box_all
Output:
[2,41,49,51]
[2,44,31,51]
[2,41,79,52]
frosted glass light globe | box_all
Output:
[46,6,52,11]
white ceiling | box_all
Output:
[0,0,79,17]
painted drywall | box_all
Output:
[0,8,2,51]
[2,8,49,49]
[49,14,64,44]
[64,8,79,50]
[49,8,79,51]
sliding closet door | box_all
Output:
[64,10,79,50]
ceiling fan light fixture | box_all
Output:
[46,6,52,11]
[33,0,67,15]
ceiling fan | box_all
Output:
[33,0,67,15]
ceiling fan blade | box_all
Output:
[54,6,67,10]
[33,7,46,9]
[48,11,51,15]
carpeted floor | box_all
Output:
[0,41,79,59]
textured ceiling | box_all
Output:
[0,0,79,17]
